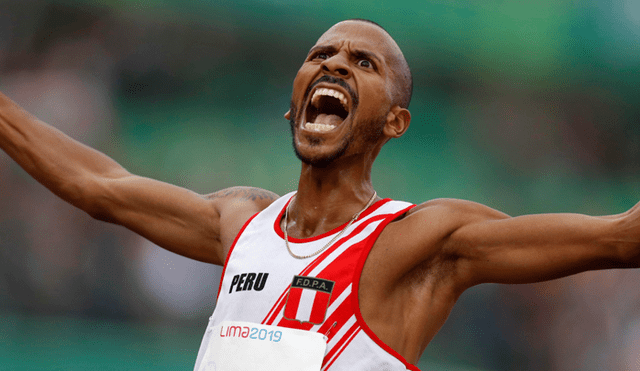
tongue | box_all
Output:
[314,113,343,126]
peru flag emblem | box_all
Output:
[284,275,335,325]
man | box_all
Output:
[1,19,639,370]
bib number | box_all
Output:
[198,321,327,371]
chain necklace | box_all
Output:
[283,191,377,259]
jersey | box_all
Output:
[193,192,419,371]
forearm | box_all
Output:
[0,92,235,264]
[451,208,639,286]
[0,91,128,210]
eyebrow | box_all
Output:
[307,45,337,57]
[352,49,382,66]
[307,45,383,66]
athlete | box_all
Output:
[1,19,639,370]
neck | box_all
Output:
[286,158,377,239]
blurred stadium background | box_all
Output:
[1,0,639,370]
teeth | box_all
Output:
[311,88,348,110]
[305,123,335,132]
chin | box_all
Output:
[292,139,349,168]
[289,110,346,168]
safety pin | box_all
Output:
[324,321,338,337]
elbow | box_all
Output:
[61,175,117,223]
[611,216,640,268]
[85,203,116,223]
[84,190,119,224]
[618,242,640,268]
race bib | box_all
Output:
[197,321,327,371]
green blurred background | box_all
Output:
[1,0,639,370]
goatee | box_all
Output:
[289,106,386,168]
[289,106,350,168]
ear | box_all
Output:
[284,110,291,120]
[383,106,411,138]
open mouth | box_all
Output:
[304,87,350,132]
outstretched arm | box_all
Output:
[0,91,277,265]
[438,199,640,288]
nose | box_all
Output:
[321,54,351,79]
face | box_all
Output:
[287,21,401,168]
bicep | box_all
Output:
[92,175,226,264]
[449,209,622,287]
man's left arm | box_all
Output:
[444,200,640,287]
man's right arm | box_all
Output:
[0,91,276,265]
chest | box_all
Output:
[216,214,382,326]
[213,196,414,326]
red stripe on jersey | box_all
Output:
[352,204,421,371]
[273,198,392,242]
[323,324,361,370]
[263,214,386,326]
[318,293,355,342]
[216,213,259,301]
[299,214,388,277]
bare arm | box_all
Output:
[0,91,277,265]
[438,199,640,288]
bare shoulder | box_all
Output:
[205,186,280,258]
[404,198,510,255]
[204,186,280,234]
[405,197,510,223]
[375,198,510,274]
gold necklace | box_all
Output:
[283,191,377,259]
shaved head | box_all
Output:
[334,19,412,109]
[287,18,413,167]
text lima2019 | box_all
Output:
[220,325,283,342]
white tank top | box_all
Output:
[193,192,420,371]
